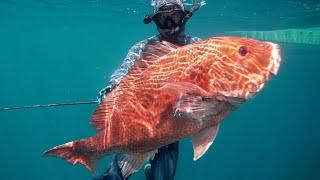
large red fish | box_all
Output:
[44,37,281,178]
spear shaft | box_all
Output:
[0,100,98,112]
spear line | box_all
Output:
[0,100,99,112]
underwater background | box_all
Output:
[0,0,319,179]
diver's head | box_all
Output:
[144,0,192,40]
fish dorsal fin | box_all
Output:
[127,41,179,76]
[117,150,157,179]
[192,124,220,160]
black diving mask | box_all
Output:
[144,4,190,29]
[153,10,186,29]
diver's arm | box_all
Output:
[96,39,150,103]
[108,40,149,87]
[94,37,158,180]
[94,41,148,180]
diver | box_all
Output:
[95,0,203,179]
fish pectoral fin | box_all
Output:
[216,95,246,108]
[173,94,245,124]
[173,94,228,125]
[117,150,157,179]
[192,124,220,160]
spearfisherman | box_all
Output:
[95,1,203,179]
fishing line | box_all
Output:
[0,100,98,112]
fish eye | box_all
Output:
[238,46,248,56]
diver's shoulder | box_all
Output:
[129,36,159,50]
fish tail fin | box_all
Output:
[43,140,98,172]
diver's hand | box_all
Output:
[97,84,114,104]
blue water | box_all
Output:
[0,1,319,179]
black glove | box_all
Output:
[97,84,114,104]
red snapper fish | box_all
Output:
[44,36,281,178]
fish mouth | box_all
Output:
[266,42,281,75]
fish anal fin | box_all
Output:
[192,124,220,160]
[117,150,157,179]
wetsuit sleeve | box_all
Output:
[108,40,149,87]
[97,39,149,103]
